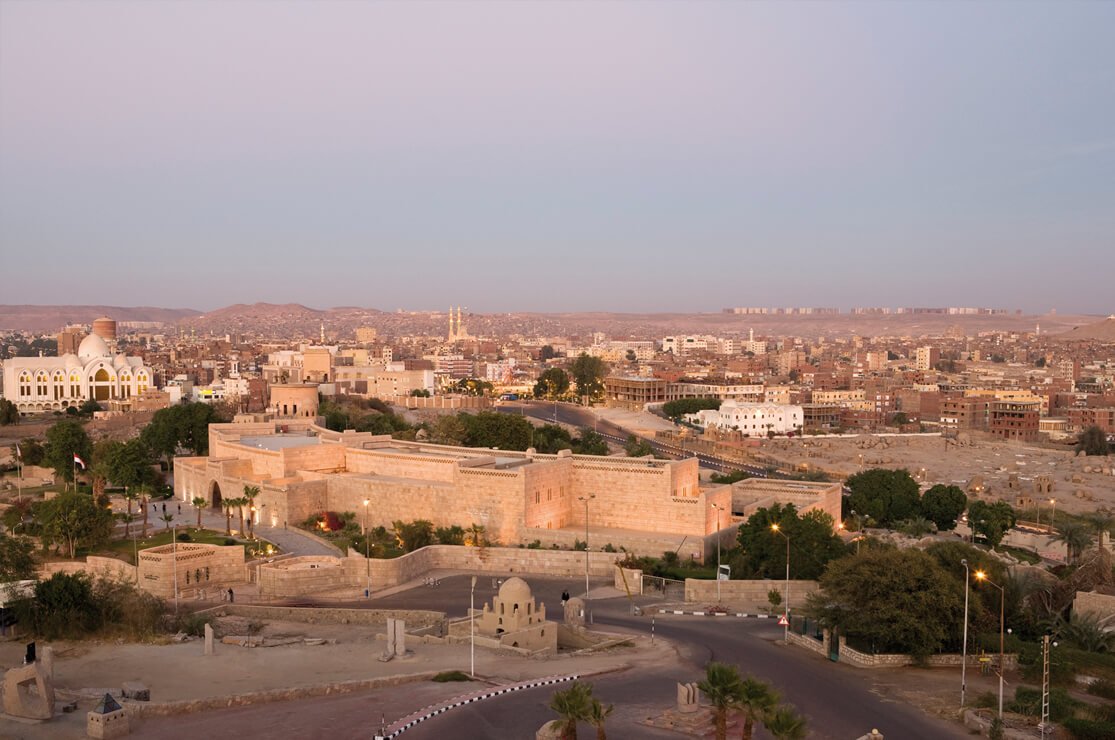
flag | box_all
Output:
[73,454,86,469]
[14,443,20,459]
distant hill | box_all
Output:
[0,305,201,332]
[1055,315,1115,342]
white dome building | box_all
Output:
[1,320,154,413]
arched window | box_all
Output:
[18,371,32,397]
[135,370,149,396]
[35,371,49,396]
[52,371,65,399]
[119,372,131,399]
[69,372,81,397]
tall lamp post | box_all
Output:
[771,523,790,641]
[960,558,970,708]
[1049,498,1056,533]
[975,570,1006,719]
[711,503,725,603]
[470,575,477,678]
[578,495,595,601]
[363,499,370,598]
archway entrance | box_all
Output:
[210,481,223,509]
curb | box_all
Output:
[376,674,579,739]
[658,610,777,619]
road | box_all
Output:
[497,400,774,477]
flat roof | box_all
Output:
[240,434,321,451]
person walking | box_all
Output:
[561,590,570,607]
[228,588,234,603]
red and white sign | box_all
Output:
[778,614,789,626]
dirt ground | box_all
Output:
[759,434,1115,516]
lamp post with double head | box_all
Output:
[975,570,1006,720]
[771,523,790,641]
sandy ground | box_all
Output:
[759,434,1115,515]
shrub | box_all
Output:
[602,543,617,553]
[1008,685,1079,722]
[1062,717,1115,740]
[526,540,542,550]
[223,538,237,546]
[573,539,587,551]
[1087,678,1115,700]
[173,613,209,638]
[432,670,472,682]
[176,532,192,542]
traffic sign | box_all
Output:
[778,614,789,626]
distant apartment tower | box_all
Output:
[57,325,85,356]
[915,346,940,372]
[355,327,378,344]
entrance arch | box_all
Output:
[210,481,223,509]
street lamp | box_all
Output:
[470,575,477,678]
[960,559,970,708]
[771,523,790,641]
[711,503,725,603]
[363,499,371,598]
[975,570,1006,719]
[578,495,595,601]
[1049,498,1056,533]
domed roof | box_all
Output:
[77,333,111,364]
[499,577,533,604]
[113,354,128,369]
[63,353,82,370]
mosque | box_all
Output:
[1,322,154,414]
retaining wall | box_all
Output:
[684,578,819,606]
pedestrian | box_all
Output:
[162,502,166,513]
[228,588,234,603]
[177,504,181,515]
[561,590,569,607]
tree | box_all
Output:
[586,697,614,740]
[805,548,964,659]
[534,368,570,400]
[570,354,608,400]
[547,680,592,740]
[140,402,228,469]
[697,662,743,740]
[160,512,174,531]
[34,491,114,558]
[1075,425,1110,456]
[539,345,557,361]
[624,349,637,363]
[573,429,608,456]
[44,419,93,483]
[1057,612,1115,653]
[222,499,234,536]
[243,485,260,538]
[0,398,19,425]
[763,705,808,740]
[920,485,967,531]
[737,677,778,740]
[121,487,140,538]
[844,468,921,527]
[967,500,1016,548]
[192,496,207,528]
[459,411,533,450]
[0,535,37,581]
[533,424,574,454]
[435,525,465,545]
[229,497,247,536]
[13,438,44,466]
[13,572,100,639]
[393,520,434,552]
[1050,521,1093,564]
[428,415,468,446]
[624,434,654,458]
[888,412,910,426]
[735,503,848,580]
[662,398,721,419]
[136,483,153,537]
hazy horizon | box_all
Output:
[2,2,1113,314]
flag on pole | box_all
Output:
[73,454,86,469]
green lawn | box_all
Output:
[91,528,279,564]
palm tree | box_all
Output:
[548,681,592,740]
[698,662,744,740]
[1058,612,1115,653]
[1050,521,1093,563]
[222,499,234,535]
[121,487,139,537]
[1084,508,1115,543]
[192,496,207,529]
[243,485,260,538]
[763,705,808,740]
[231,497,247,536]
[137,484,152,537]
[737,677,778,740]
[586,697,613,740]
[160,512,174,532]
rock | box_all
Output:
[121,681,149,701]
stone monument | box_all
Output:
[2,661,55,720]
[563,597,586,628]
[204,623,215,656]
[87,693,129,739]
[677,682,700,714]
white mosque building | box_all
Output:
[1,333,154,414]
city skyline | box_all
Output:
[2,1,1113,314]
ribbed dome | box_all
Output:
[78,334,111,364]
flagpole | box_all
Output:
[73,456,76,493]
[16,449,21,504]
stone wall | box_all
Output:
[1073,590,1115,622]
[195,603,443,628]
[614,567,643,595]
[836,637,1018,670]
[684,578,820,607]
[138,543,246,599]
[258,546,626,598]
[40,556,135,582]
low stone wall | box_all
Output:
[125,672,435,718]
[519,527,694,560]
[786,630,827,657]
[40,556,135,582]
[684,579,819,607]
[837,637,1018,670]
[258,545,627,598]
[194,604,443,628]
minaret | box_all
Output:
[320,321,325,344]
[749,328,754,342]
[448,307,456,341]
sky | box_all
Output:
[1,1,1113,314]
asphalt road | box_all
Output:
[297,574,968,739]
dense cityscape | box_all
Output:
[1,2,1113,740]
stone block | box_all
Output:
[204,623,214,656]
[677,682,700,714]
[121,682,149,701]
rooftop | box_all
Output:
[240,434,322,451]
